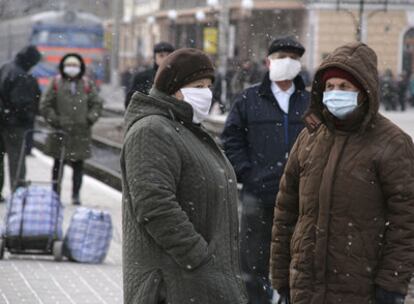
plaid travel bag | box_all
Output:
[64,207,112,263]
[4,185,64,240]
[0,129,66,261]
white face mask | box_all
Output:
[269,57,301,82]
[180,87,213,124]
[64,66,81,77]
[322,90,359,119]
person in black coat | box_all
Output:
[124,42,175,108]
[0,45,41,192]
[221,36,310,304]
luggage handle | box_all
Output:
[14,129,67,195]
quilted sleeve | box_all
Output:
[269,130,303,291]
[375,133,414,295]
[86,81,103,125]
[39,80,59,128]
[123,116,210,271]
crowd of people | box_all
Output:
[1,36,414,304]
[380,69,414,112]
[122,36,414,304]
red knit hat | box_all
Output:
[322,67,364,91]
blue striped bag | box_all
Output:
[4,186,63,239]
[64,207,112,263]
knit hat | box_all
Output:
[268,36,305,57]
[154,48,215,95]
[153,42,175,54]
[322,67,364,91]
[63,55,81,66]
[15,45,42,71]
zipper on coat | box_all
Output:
[284,113,289,159]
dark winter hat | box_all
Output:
[153,42,175,54]
[15,45,42,71]
[322,67,364,91]
[154,48,215,95]
[268,36,305,57]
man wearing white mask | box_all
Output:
[40,53,103,205]
[221,36,310,304]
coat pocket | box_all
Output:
[131,269,164,304]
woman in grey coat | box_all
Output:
[40,53,103,205]
[121,48,247,304]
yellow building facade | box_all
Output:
[308,4,414,76]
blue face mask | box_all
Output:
[322,90,359,119]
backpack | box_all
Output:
[52,75,92,94]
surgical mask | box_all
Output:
[180,87,213,124]
[269,57,301,81]
[64,66,81,77]
[322,90,359,119]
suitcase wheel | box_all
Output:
[53,241,63,262]
[0,239,4,260]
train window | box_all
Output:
[32,30,70,46]
[49,32,69,45]
[71,32,100,47]
[32,30,49,44]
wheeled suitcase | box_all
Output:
[0,129,66,261]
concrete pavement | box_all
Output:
[0,150,122,304]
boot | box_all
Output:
[71,194,81,205]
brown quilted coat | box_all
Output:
[270,42,414,303]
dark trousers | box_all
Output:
[240,192,275,304]
[0,137,3,196]
[52,159,83,197]
[0,127,27,191]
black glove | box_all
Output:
[375,286,405,304]
[277,288,290,304]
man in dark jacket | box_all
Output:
[221,36,310,304]
[0,45,41,192]
[124,42,174,108]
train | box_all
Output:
[0,10,107,90]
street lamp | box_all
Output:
[195,10,206,22]
[240,0,254,59]
[147,16,156,59]
[207,0,219,7]
[241,0,254,10]
[168,10,178,46]
[195,10,206,49]
[146,16,155,24]
[168,9,178,20]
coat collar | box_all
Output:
[258,72,306,99]
[148,88,194,123]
